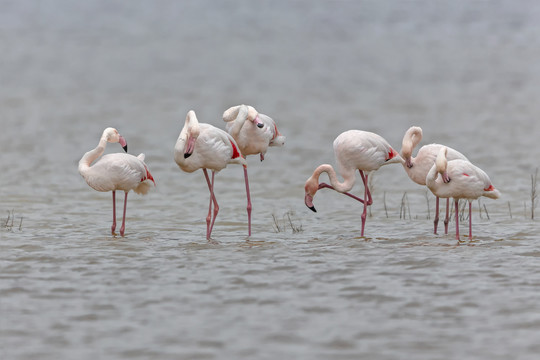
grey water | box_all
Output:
[1,1,540,359]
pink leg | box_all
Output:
[455,199,460,241]
[468,201,473,239]
[444,198,450,235]
[360,172,370,237]
[111,190,117,235]
[119,191,128,237]
[318,183,368,204]
[358,171,373,205]
[434,197,440,235]
[243,166,252,237]
[203,169,219,240]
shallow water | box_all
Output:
[1,1,540,359]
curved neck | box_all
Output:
[401,127,422,161]
[314,164,356,193]
[79,136,108,171]
[228,105,249,138]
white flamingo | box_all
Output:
[304,130,403,237]
[401,126,469,234]
[79,127,155,236]
[174,110,248,240]
[426,146,500,240]
[222,104,285,235]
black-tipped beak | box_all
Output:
[184,152,192,159]
[122,145,128,153]
[257,123,264,128]
[308,205,317,213]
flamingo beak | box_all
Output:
[253,115,264,128]
[184,135,196,158]
[305,194,317,212]
[119,135,128,153]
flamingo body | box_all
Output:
[222,104,285,237]
[426,147,500,240]
[304,130,403,237]
[401,126,469,234]
[79,127,155,236]
[174,110,248,240]
[223,104,285,160]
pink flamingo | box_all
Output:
[79,127,155,236]
[426,146,500,240]
[401,126,469,234]
[174,110,248,240]
[222,104,285,236]
[304,130,403,237]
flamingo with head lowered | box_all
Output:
[222,104,285,236]
[304,130,403,237]
[175,110,248,240]
[426,146,500,240]
[401,126,469,235]
[79,127,155,236]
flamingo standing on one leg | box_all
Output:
[79,127,155,236]
[304,130,404,237]
[426,146,500,241]
[400,126,469,235]
[222,104,285,236]
[174,110,248,240]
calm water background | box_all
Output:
[1,1,540,359]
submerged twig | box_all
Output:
[507,201,512,219]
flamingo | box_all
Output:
[79,127,155,237]
[222,104,285,236]
[304,130,404,237]
[426,146,500,240]
[401,126,469,235]
[174,110,248,240]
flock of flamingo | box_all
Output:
[78,105,500,241]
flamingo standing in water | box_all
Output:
[426,146,500,240]
[401,126,469,234]
[304,130,403,237]
[222,104,285,236]
[79,127,155,236]
[174,110,248,240]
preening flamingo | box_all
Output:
[426,146,500,240]
[79,127,155,236]
[222,104,285,235]
[304,130,403,237]
[401,126,469,234]
[174,110,248,240]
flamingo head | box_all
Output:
[183,110,200,158]
[246,106,264,128]
[304,177,319,212]
[103,127,128,152]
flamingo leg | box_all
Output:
[360,172,370,237]
[243,165,252,237]
[358,170,373,205]
[444,198,450,235]
[203,169,214,240]
[318,183,367,203]
[119,191,128,237]
[468,201,473,239]
[111,190,117,236]
[203,169,219,240]
[433,197,440,235]
[454,199,460,241]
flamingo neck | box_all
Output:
[314,164,356,193]
[79,136,108,170]
[228,105,249,139]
